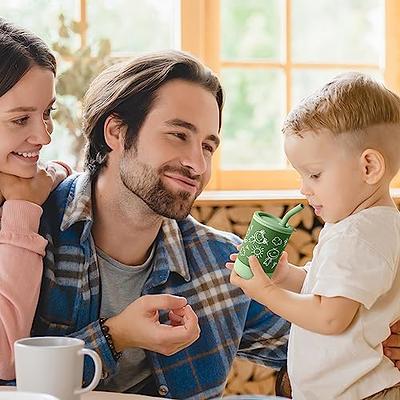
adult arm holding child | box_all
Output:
[384,320,400,369]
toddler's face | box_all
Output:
[284,130,367,223]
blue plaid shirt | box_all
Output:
[30,173,288,399]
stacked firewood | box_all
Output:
[224,359,276,396]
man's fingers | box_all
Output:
[384,347,400,361]
[169,310,184,326]
[391,320,400,334]
[182,305,199,329]
[143,294,187,311]
[170,307,186,317]
[155,313,200,352]
[383,334,400,348]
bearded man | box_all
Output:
[32,51,289,399]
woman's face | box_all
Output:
[0,66,55,178]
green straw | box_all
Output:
[280,203,304,226]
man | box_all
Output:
[32,51,289,399]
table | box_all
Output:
[0,387,160,399]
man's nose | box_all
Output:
[181,145,207,176]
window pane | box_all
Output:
[292,0,384,64]
[221,69,286,170]
[0,0,75,43]
[87,0,180,54]
[292,68,384,107]
[221,0,283,61]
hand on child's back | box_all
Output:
[383,320,400,370]
[0,165,55,206]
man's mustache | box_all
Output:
[159,165,201,183]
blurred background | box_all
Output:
[1,0,398,191]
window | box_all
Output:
[182,0,400,190]
[2,0,400,189]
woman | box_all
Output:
[0,18,69,379]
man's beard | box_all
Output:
[120,156,201,220]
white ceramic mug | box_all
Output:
[14,337,102,400]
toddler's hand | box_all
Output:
[229,255,276,304]
[271,251,290,284]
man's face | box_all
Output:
[119,79,220,220]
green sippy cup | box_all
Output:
[233,204,304,279]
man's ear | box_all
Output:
[103,115,127,151]
[360,148,385,184]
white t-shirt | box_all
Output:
[288,206,400,400]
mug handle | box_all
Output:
[75,348,102,395]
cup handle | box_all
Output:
[75,348,102,395]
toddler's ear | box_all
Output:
[360,148,385,184]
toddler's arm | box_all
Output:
[227,251,307,293]
[229,255,359,335]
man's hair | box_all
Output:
[82,50,224,176]
[282,72,400,173]
[0,18,56,98]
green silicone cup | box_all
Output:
[234,211,294,279]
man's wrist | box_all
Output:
[100,317,123,359]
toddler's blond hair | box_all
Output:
[283,72,400,175]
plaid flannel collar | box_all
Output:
[59,172,191,281]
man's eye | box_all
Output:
[310,173,321,179]
[172,132,186,140]
[203,143,214,154]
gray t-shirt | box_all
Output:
[96,246,154,393]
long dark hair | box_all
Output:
[0,18,56,98]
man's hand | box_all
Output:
[0,166,55,206]
[383,320,400,369]
[105,294,200,356]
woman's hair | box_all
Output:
[0,18,56,98]
[82,50,223,176]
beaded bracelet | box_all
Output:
[99,318,122,361]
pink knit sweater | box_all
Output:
[0,200,47,380]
